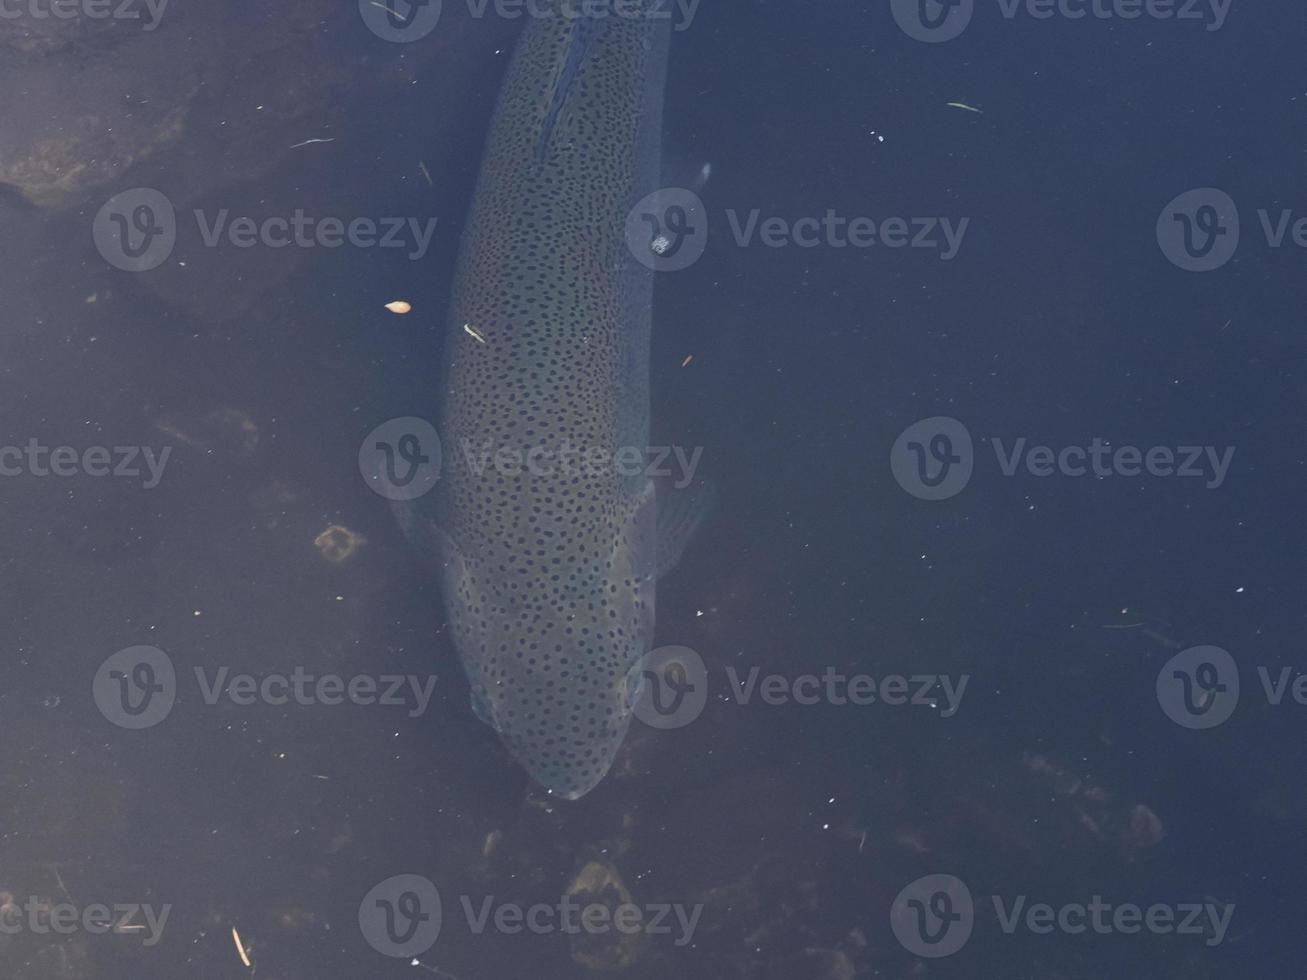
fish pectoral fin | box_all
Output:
[654,478,715,579]
[390,498,462,570]
[470,685,500,732]
[623,659,647,711]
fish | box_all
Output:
[396,1,701,799]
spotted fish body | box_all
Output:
[425,4,672,798]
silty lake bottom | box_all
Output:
[0,1,1304,978]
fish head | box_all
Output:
[500,592,653,800]
[443,495,658,800]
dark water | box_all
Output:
[0,1,1303,978]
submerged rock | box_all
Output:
[564,860,644,971]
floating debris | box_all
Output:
[946,102,983,114]
[411,960,466,979]
[289,137,336,149]
[315,524,366,563]
[463,323,487,344]
[680,354,694,368]
[232,926,252,968]
[385,300,412,315]
[154,407,259,456]
[419,160,433,187]
[691,161,712,191]
[1124,803,1165,850]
